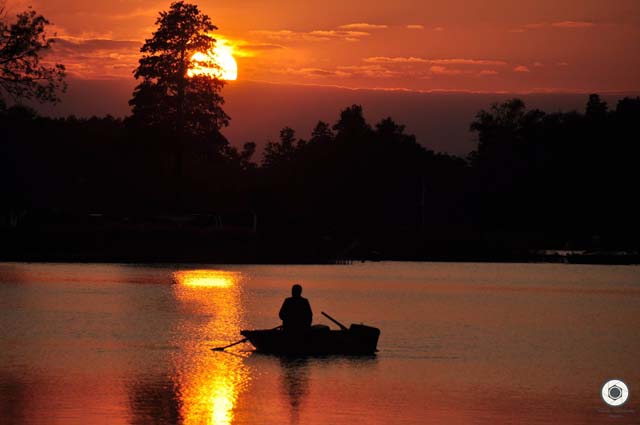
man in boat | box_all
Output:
[279,284,313,333]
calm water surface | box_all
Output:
[1,262,639,424]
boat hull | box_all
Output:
[241,324,380,355]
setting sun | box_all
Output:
[188,40,238,81]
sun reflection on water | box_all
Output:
[210,375,236,425]
[174,269,237,288]
[171,269,250,424]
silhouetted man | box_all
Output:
[279,284,313,333]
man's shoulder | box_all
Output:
[286,296,309,303]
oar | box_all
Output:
[321,311,348,331]
[212,338,248,351]
[211,325,282,352]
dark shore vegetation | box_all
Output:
[1,94,639,263]
[1,2,638,263]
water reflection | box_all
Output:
[171,269,250,425]
[174,270,236,289]
[6,262,637,424]
[279,357,310,425]
[128,375,182,425]
[0,373,29,424]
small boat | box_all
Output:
[240,312,380,355]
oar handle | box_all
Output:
[321,311,348,331]
[212,325,282,352]
[212,338,247,351]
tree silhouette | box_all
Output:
[585,93,608,119]
[263,126,301,167]
[0,6,66,103]
[468,99,550,231]
[2,94,640,261]
[129,1,228,136]
[128,1,229,206]
[333,104,372,141]
[224,141,257,171]
[309,121,334,144]
[375,117,416,145]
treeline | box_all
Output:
[1,94,639,261]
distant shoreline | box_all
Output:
[3,221,638,266]
[2,252,637,266]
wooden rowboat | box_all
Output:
[240,312,380,355]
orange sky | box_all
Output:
[8,0,640,93]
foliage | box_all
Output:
[262,127,303,167]
[0,6,66,103]
[2,95,639,260]
[128,1,228,141]
[224,142,257,171]
[467,95,640,247]
[333,104,372,141]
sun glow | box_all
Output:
[171,268,249,425]
[173,270,237,288]
[188,40,238,81]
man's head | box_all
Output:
[291,284,302,297]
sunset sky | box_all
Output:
[13,0,637,91]
[7,0,640,152]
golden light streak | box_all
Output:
[210,376,236,425]
[173,270,237,288]
[171,268,250,425]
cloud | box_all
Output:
[251,28,370,42]
[429,66,466,76]
[364,57,507,66]
[107,7,160,21]
[54,38,141,53]
[49,37,142,78]
[513,65,531,72]
[551,21,595,28]
[251,30,296,39]
[337,64,400,78]
[238,43,284,51]
[338,23,388,30]
[403,24,443,31]
[364,56,428,64]
[309,30,370,38]
[231,41,285,58]
[280,60,503,81]
[512,21,595,32]
[272,67,352,78]
[430,58,507,66]
[271,64,408,80]
[297,68,342,77]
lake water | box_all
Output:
[1,262,639,424]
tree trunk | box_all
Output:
[175,50,186,211]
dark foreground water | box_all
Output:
[1,262,639,424]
